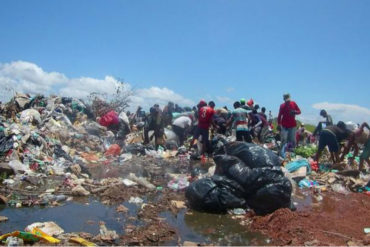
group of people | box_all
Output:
[111,92,369,172]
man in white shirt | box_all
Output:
[172,115,193,146]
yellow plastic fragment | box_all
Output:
[70,236,97,246]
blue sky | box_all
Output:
[1,0,369,123]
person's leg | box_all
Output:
[359,139,370,170]
[281,127,288,147]
[236,131,242,141]
[189,127,200,150]
[201,128,211,155]
[288,127,297,147]
[315,131,329,162]
[245,131,252,143]
[172,125,184,146]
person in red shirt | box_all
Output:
[277,93,301,149]
[190,100,216,155]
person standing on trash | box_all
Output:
[227,101,252,142]
[259,107,267,120]
[143,106,165,149]
[162,101,175,127]
[172,115,193,146]
[313,109,333,136]
[268,110,273,124]
[277,93,301,148]
[250,108,268,142]
[314,121,353,164]
[189,100,216,155]
[340,122,370,171]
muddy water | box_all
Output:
[0,197,267,245]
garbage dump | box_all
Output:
[0,91,369,246]
[186,141,292,215]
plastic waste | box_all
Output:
[120,153,133,162]
[128,197,144,204]
[70,237,96,246]
[185,175,247,213]
[25,221,64,236]
[0,231,40,243]
[224,142,281,168]
[31,227,60,244]
[5,236,24,246]
[230,208,246,215]
[104,144,121,156]
[122,178,137,187]
[8,160,28,174]
[298,179,319,188]
[20,109,41,125]
[331,184,349,195]
[128,173,155,190]
[167,176,190,191]
[99,222,119,241]
[285,159,311,174]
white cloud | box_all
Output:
[226,87,234,93]
[312,102,370,124]
[0,61,66,99]
[0,60,194,111]
[131,87,195,111]
[216,96,233,105]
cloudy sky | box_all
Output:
[1,0,369,124]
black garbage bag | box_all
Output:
[214,155,287,196]
[185,175,247,213]
[0,130,14,155]
[246,178,292,215]
[54,145,73,162]
[211,135,228,155]
[124,143,154,155]
[225,142,281,168]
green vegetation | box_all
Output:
[294,145,317,158]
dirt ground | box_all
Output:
[249,192,370,246]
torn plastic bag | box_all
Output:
[20,109,41,125]
[54,145,73,161]
[0,130,13,155]
[224,142,281,168]
[185,175,247,213]
[124,143,153,155]
[246,179,292,215]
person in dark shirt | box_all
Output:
[259,107,267,120]
[313,109,333,136]
[314,121,353,164]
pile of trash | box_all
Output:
[186,141,293,215]
[0,93,183,208]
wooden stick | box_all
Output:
[321,230,352,240]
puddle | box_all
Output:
[163,210,267,245]
[0,198,137,235]
[0,197,267,245]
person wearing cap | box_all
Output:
[240,98,252,111]
[313,109,333,136]
[277,93,301,149]
[172,115,193,146]
[314,121,353,164]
